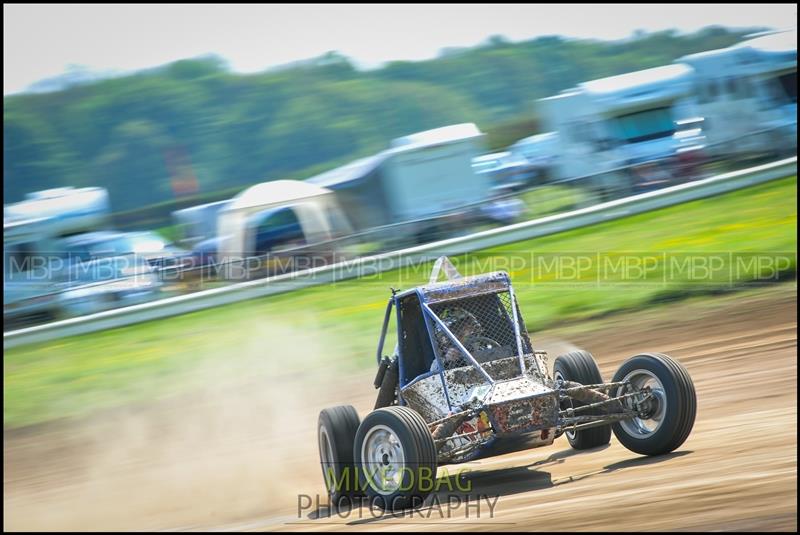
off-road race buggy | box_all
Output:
[318,257,696,511]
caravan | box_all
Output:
[537,64,704,184]
[532,30,796,189]
[679,29,797,159]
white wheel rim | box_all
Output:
[318,424,336,493]
[618,369,667,438]
[360,424,406,496]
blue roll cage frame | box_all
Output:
[374,265,535,414]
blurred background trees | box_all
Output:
[4,26,758,214]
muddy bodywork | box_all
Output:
[374,257,649,463]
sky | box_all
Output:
[3,4,797,95]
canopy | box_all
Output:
[217,179,348,260]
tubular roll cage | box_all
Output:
[374,258,653,435]
[375,258,545,414]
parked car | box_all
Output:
[508,131,560,183]
[61,230,190,271]
[472,151,539,190]
[189,235,225,267]
[58,254,162,317]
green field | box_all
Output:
[4,176,797,428]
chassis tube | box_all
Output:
[508,284,535,376]
[375,298,394,365]
[559,384,642,414]
[421,303,455,411]
[560,381,629,392]
[558,412,637,434]
[422,302,495,385]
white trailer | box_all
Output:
[679,29,797,158]
[308,123,493,241]
[537,64,701,181]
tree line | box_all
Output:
[4,26,758,214]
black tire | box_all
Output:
[318,405,362,505]
[554,350,612,450]
[611,353,696,456]
[353,406,438,511]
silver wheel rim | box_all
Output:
[318,424,336,493]
[554,370,576,440]
[360,424,405,496]
[618,369,667,438]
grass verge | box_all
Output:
[4,176,796,428]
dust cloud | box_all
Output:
[4,315,371,531]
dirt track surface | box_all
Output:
[4,286,797,531]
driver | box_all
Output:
[430,308,484,372]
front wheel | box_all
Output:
[354,406,438,511]
[611,353,696,456]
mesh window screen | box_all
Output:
[428,292,532,371]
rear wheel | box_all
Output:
[611,353,696,456]
[554,350,612,450]
[354,406,438,511]
[318,405,361,505]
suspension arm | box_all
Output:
[559,389,650,416]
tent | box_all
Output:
[217,179,350,260]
